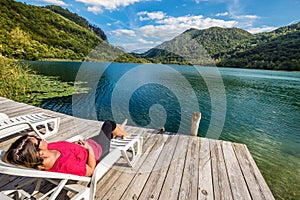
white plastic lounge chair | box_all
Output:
[0,113,60,139]
[0,134,143,200]
[110,136,142,167]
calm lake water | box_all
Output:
[29,61,300,199]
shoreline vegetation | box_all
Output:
[0,56,80,105]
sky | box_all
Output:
[16,0,300,53]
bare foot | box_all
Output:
[120,119,127,130]
[112,125,130,139]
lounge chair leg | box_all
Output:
[48,179,68,200]
[16,189,31,200]
[120,138,142,167]
[32,178,43,196]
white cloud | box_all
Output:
[87,6,103,14]
[75,0,143,12]
[137,11,166,21]
[137,38,158,44]
[235,15,260,20]
[111,13,237,42]
[138,14,237,40]
[226,0,261,29]
[110,29,136,37]
[35,0,67,6]
[247,26,277,34]
[216,12,229,17]
[110,12,238,52]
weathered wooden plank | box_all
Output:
[0,98,11,103]
[0,99,28,108]
[222,141,251,200]
[232,143,265,200]
[158,134,190,200]
[210,139,233,200]
[138,134,179,199]
[63,120,101,140]
[92,128,151,199]
[233,143,275,200]
[93,128,152,199]
[0,106,39,117]
[179,136,200,200]
[198,138,214,200]
[119,133,169,199]
[0,174,22,189]
[99,131,164,199]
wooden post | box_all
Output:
[191,112,201,136]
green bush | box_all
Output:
[0,57,35,103]
[0,57,76,105]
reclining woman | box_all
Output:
[2,120,129,176]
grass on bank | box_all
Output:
[0,56,76,105]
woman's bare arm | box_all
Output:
[85,145,96,176]
[76,140,96,176]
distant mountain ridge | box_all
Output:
[134,27,254,65]
[135,23,300,71]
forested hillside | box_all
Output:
[0,0,104,60]
[219,23,300,70]
[0,0,147,63]
[137,23,300,70]
[45,5,107,42]
[135,27,255,65]
[220,31,300,70]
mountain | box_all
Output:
[0,0,102,60]
[0,0,148,63]
[136,23,300,71]
[219,23,300,70]
[45,5,107,42]
[135,27,254,65]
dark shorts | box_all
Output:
[89,120,116,160]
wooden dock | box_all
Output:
[0,97,274,200]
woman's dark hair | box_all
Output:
[2,134,44,170]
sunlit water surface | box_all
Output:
[29,61,300,199]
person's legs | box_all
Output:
[90,120,129,160]
[90,120,115,160]
[101,120,117,139]
[112,125,129,139]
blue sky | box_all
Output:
[16,0,300,52]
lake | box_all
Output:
[28,61,300,199]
